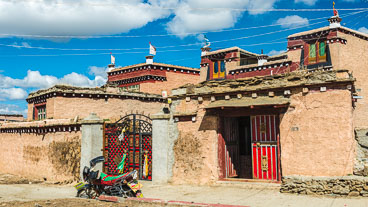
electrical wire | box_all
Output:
[0,9,365,55]
[3,0,368,12]
[0,10,365,39]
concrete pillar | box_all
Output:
[80,113,104,179]
[151,112,170,183]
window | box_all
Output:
[309,43,316,63]
[212,60,225,79]
[213,61,219,79]
[308,41,327,64]
[319,42,326,62]
[121,84,140,92]
[36,105,46,120]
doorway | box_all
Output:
[219,115,280,181]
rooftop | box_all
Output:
[288,26,368,39]
[27,84,163,101]
[171,69,354,97]
[202,46,259,57]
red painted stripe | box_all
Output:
[267,146,272,180]
[261,116,265,142]
[272,146,277,180]
[252,144,257,178]
[256,116,261,142]
[262,146,267,180]
[266,115,270,142]
[258,146,262,179]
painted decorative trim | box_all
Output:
[26,91,165,104]
[108,65,200,76]
[0,124,81,134]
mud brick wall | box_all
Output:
[280,89,355,176]
[281,176,368,197]
[170,99,219,185]
[0,123,81,182]
[328,32,368,128]
[47,96,162,121]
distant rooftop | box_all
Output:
[109,62,199,74]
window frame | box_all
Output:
[318,41,327,62]
[308,43,317,63]
[35,105,46,120]
[212,60,225,79]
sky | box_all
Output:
[0,0,367,117]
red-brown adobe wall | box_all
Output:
[139,71,200,95]
[228,62,299,79]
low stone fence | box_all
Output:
[281,176,368,197]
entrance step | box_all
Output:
[214,179,280,190]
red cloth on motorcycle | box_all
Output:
[100,172,129,186]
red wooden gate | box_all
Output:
[103,114,152,180]
[251,115,279,181]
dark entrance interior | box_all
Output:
[222,116,252,179]
[238,117,252,179]
[221,114,280,181]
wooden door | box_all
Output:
[222,117,240,178]
[251,115,279,180]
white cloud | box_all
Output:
[166,0,278,37]
[267,50,286,56]
[0,0,173,39]
[0,88,28,100]
[358,27,368,34]
[0,0,279,39]
[276,15,309,28]
[0,69,107,89]
[0,67,108,101]
[88,66,109,78]
[294,0,318,6]
[60,72,106,87]
[0,104,27,116]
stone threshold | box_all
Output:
[214,179,281,190]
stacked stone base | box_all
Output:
[281,176,368,197]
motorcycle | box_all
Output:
[75,156,143,199]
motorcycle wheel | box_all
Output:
[76,189,88,198]
[135,190,143,198]
[77,188,97,199]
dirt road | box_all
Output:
[0,178,368,207]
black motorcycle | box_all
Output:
[75,156,143,198]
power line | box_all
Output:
[0,41,289,57]
[0,10,365,39]
[3,0,368,12]
[1,10,364,53]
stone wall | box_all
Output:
[354,128,368,176]
[281,176,368,197]
[0,120,81,183]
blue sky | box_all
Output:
[0,0,367,117]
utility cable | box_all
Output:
[0,10,365,39]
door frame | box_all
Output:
[217,111,282,181]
